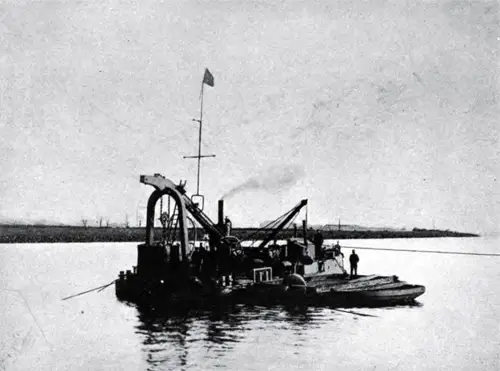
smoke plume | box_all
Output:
[221,164,305,199]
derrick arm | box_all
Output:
[141,174,225,242]
[257,199,308,249]
[181,194,225,241]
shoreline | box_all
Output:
[0,225,479,244]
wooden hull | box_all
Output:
[308,275,425,305]
[329,284,426,305]
[116,273,425,308]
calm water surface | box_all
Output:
[1,237,499,370]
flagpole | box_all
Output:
[184,69,215,201]
[196,82,204,195]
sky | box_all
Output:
[0,0,498,234]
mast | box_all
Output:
[183,68,215,199]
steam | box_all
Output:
[221,165,305,199]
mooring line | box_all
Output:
[342,246,500,257]
[96,281,116,293]
[61,280,116,301]
[333,308,377,317]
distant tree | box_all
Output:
[98,216,103,228]
[125,214,130,228]
[81,219,88,228]
[105,218,110,228]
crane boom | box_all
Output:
[181,193,225,240]
[257,199,308,249]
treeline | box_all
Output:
[234,228,478,240]
[0,224,478,244]
[0,225,147,243]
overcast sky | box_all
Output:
[1,0,498,233]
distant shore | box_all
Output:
[0,225,479,244]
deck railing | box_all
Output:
[253,267,273,283]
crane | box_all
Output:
[257,199,308,249]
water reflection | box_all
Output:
[134,304,246,370]
[133,300,425,370]
[134,303,322,370]
[135,307,191,370]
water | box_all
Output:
[1,237,499,370]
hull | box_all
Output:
[329,284,426,305]
[116,273,425,308]
[361,285,426,301]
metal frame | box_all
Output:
[253,267,273,283]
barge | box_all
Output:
[115,174,425,308]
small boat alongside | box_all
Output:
[313,275,426,306]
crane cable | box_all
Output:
[246,201,304,246]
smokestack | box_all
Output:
[218,200,224,228]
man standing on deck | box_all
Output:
[224,216,232,237]
[349,249,359,278]
[191,245,202,276]
[334,241,343,257]
[313,229,324,259]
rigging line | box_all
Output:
[342,245,500,257]
[61,280,116,301]
[243,199,305,245]
[283,211,301,232]
[252,211,300,248]
[246,208,296,246]
[247,210,295,247]
[289,213,300,228]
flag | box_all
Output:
[202,68,214,87]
